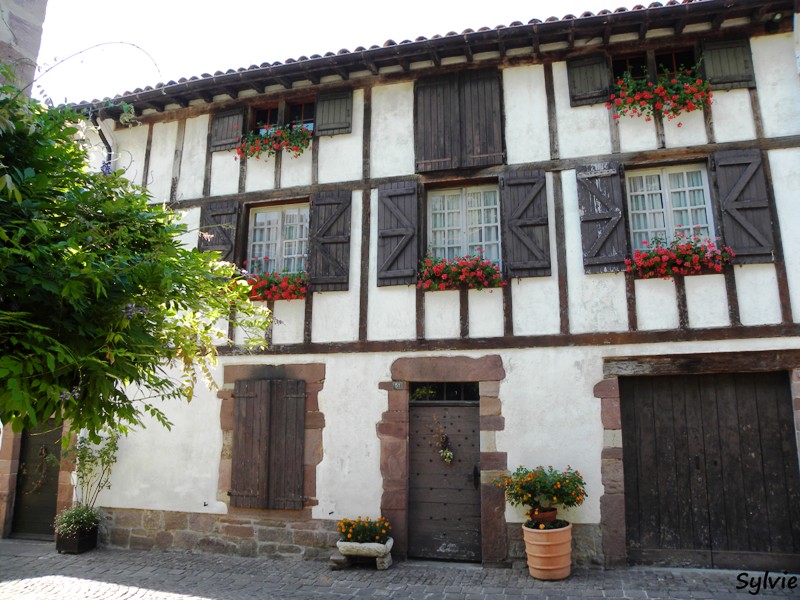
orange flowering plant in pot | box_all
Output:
[335,516,394,570]
[496,465,587,581]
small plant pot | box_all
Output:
[522,523,572,580]
[336,537,393,570]
[55,525,98,554]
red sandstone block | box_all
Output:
[376,421,408,438]
[480,397,501,416]
[305,411,325,430]
[479,416,505,431]
[480,452,507,471]
[601,397,621,429]
[220,397,234,431]
[223,524,254,538]
[109,527,131,548]
[593,378,619,398]
[163,512,189,531]
[304,429,323,465]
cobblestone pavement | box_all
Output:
[0,539,798,600]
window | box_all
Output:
[428,186,501,265]
[288,100,315,131]
[626,165,714,249]
[247,204,309,274]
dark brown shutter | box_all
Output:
[415,74,460,172]
[230,379,306,510]
[712,150,774,263]
[267,379,306,510]
[198,200,239,262]
[577,163,629,274]
[377,180,419,287]
[500,169,550,278]
[309,190,352,291]
[210,108,245,151]
[315,90,353,136]
[567,55,610,106]
[230,380,271,509]
[701,39,754,90]
[461,69,504,168]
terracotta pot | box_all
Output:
[521,523,572,580]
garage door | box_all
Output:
[620,372,800,571]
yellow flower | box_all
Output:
[539,524,545,530]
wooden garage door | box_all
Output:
[620,372,800,571]
[408,383,481,561]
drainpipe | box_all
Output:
[90,113,114,173]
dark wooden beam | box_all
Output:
[333,66,350,80]
[711,12,726,30]
[425,42,441,67]
[301,67,320,85]
[273,75,292,89]
[602,24,612,45]
[674,17,687,34]
[166,96,189,108]
[463,41,474,62]
[604,349,800,377]
[141,101,164,112]
[362,54,379,76]
[221,86,238,99]
[638,20,650,40]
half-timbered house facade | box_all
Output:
[4,0,799,570]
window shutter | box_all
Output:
[576,163,629,274]
[198,200,239,263]
[415,75,460,172]
[701,39,754,89]
[210,108,245,151]
[712,150,774,263]
[309,190,352,291]
[230,379,306,510]
[377,180,419,286]
[567,55,610,106]
[461,69,504,168]
[315,90,353,136]
[500,169,551,278]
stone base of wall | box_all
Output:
[507,523,603,567]
[101,508,339,561]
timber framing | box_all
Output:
[604,349,800,376]
[74,0,793,124]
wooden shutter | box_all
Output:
[500,169,551,278]
[712,150,774,263]
[577,163,629,274]
[377,181,419,287]
[210,108,245,151]
[309,190,352,291]
[198,200,239,262]
[461,69,504,168]
[315,90,353,136]
[230,379,306,510]
[701,39,754,89]
[415,74,460,172]
[567,55,610,106]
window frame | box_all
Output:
[246,201,310,275]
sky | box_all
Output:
[34,0,620,104]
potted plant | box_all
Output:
[235,123,313,161]
[54,430,119,554]
[335,516,393,570]
[417,251,506,292]
[625,231,735,279]
[496,465,587,580]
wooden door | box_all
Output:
[620,372,800,570]
[408,400,481,561]
[12,420,62,538]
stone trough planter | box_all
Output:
[333,537,393,570]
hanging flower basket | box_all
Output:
[235,124,312,161]
[417,252,506,291]
[606,65,712,125]
[625,233,735,279]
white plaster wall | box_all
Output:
[370,82,415,178]
[175,115,208,201]
[424,290,460,339]
[271,300,305,344]
[711,90,757,143]
[209,151,240,196]
[663,109,707,148]
[99,373,225,513]
[318,89,364,184]
[503,65,550,164]
[751,33,800,137]
[311,191,361,343]
[280,145,313,188]
[176,206,201,250]
[634,278,679,330]
[562,170,628,333]
[511,278,560,336]
[617,114,658,153]
[244,155,276,192]
[468,289,504,338]
[769,148,800,322]
[734,264,782,326]
[113,125,149,186]
[79,122,107,173]
[366,189,416,341]
[685,274,730,328]
[145,121,178,203]
[552,62,613,159]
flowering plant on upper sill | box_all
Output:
[244,262,308,301]
[495,465,587,530]
[625,230,735,280]
[234,123,312,161]
[417,250,506,291]
[606,65,712,126]
[337,516,392,544]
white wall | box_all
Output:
[770,148,800,322]
[370,82,415,178]
[113,125,149,186]
[503,65,550,164]
[752,33,800,138]
[176,115,209,201]
[319,89,364,184]
[145,121,178,203]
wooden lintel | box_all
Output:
[604,349,800,377]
